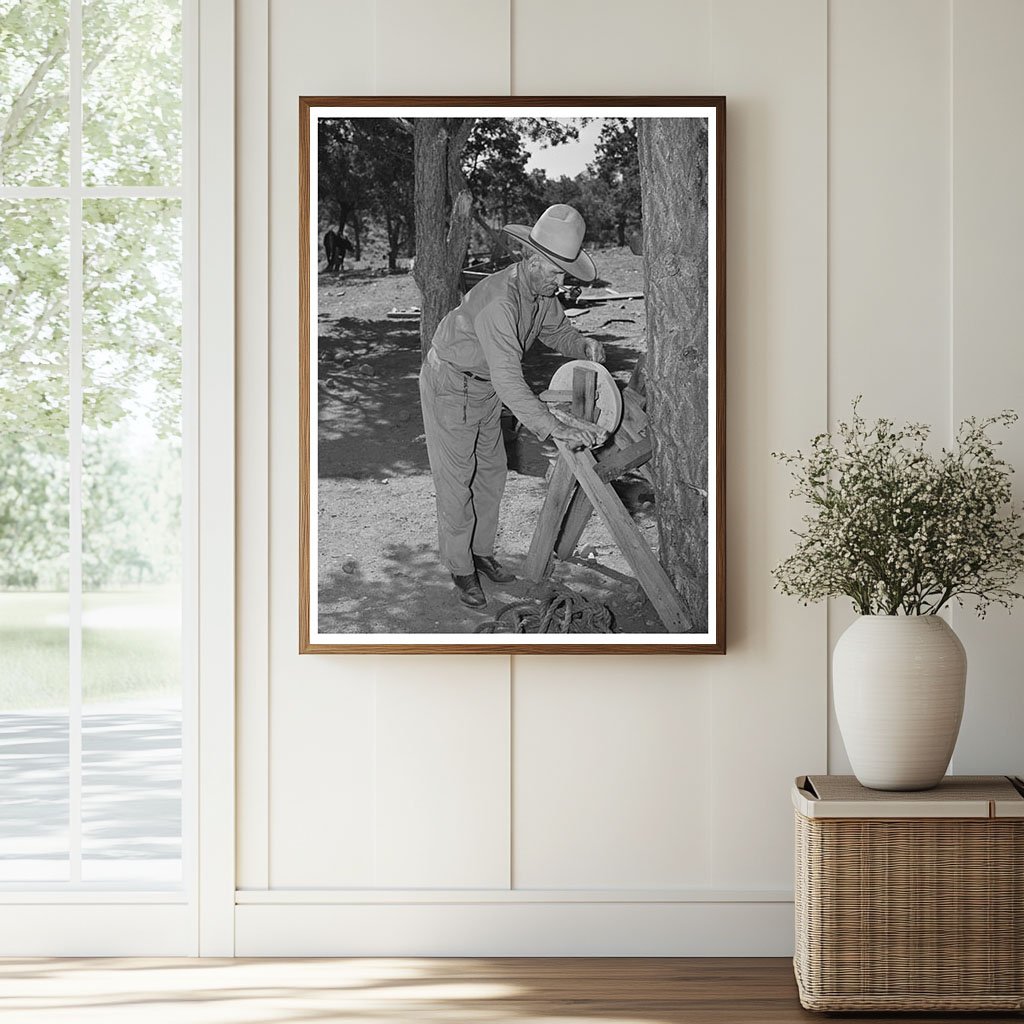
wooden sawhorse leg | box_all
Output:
[524,365,599,582]
[524,453,578,582]
[554,442,690,633]
[555,434,653,561]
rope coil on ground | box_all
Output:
[474,583,615,634]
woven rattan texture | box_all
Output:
[794,812,1024,1011]
[806,774,1023,803]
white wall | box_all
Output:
[233,0,1024,955]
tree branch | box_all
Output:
[83,39,119,82]
[446,117,475,200]
[1,26,68,146]
[0,28,121,181]
[0,292,64,367]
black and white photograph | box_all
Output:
[299,99,725,653]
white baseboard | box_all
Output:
[235,897,795,956]
[0,904,196,956]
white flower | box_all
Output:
[772,402,1024,616]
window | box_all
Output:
[0,0,192,889]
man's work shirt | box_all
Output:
[428,263,588,439]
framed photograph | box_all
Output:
[300,97,725,653]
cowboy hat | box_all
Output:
[502,204,597,283]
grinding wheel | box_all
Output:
[547,359,623,434]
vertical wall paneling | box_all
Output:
[236,0,271,892]
[374,0,511,95]
[513,658,713,889]
[949,0,1024,777]
[828,0,951,424]
[266,0,377,888]
[708,0,828,889]
[270,666,379,886]
[827,0,952,773]
[374,659,512,888]
[512,0,712,95]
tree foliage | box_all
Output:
[83,198,182,439]
[318,118,416,270]
[316,116,639,282]
[0,439,68,588]
[464,118,582,235]
[1,0,183,590]
[318,119,370,257]
[592,119,641,247]
[0,0,69,185]
[1,426,180,590]
[0,199,68,444]
[82,0,182,186]
[82,428,181,590]
[0,0,181,187]
[543,171,616,247]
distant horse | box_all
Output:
[324,228,352,272]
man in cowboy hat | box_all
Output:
[419,203,608,609]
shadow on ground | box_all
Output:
[317,311,644,483]
[317,531,664,636]
[0,708,182,868]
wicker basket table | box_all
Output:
[793,774,1024,1012]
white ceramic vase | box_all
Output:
[833,615,967,791]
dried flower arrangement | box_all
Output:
[773,401,1024,616]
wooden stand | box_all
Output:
[524,363,690,633]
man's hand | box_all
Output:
[549,406,609,450]
[551,422,608,451]
[583,337,605,364]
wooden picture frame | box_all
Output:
[300,97,725,653]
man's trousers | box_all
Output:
[418,354,507,576]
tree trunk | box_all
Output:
[335,197,351,240]
[349,210,362,260]
[413,117,476,358]
[637,117,709,632]
[384,209,399,271]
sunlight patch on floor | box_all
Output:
[0,958,679,1024]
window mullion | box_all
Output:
[0,188,70,199]
[68,0,84,886]
[0,186,183,200]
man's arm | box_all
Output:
[537,300,605,363]
[475,302,561,440]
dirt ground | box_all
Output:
[316,245,666,635]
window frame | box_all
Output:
[0,0,235,956]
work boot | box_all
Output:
[473,554,516,583]
[451,572,486,608]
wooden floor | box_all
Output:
[0,957,1019,1023]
